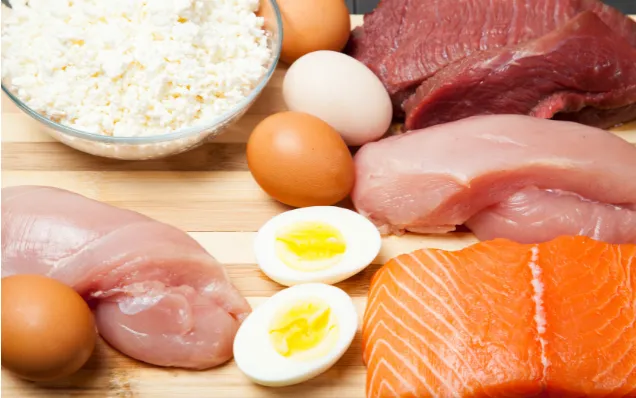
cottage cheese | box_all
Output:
[1,0,272,137]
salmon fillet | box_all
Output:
[363,236,636,397]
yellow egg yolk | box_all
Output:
[275,221,346,271]
[269,298,339,361]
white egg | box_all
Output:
[233,283,358,387]
[254,206,382,286]
[283,50,393,146]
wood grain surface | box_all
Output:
[2,14,636,398]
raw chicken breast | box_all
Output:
[351,115,636,243]
[1,186,251,369]
[466,188,636,244]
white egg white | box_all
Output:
[232,283,358,387]
[254,206,382,286]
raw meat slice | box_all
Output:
[553,102,636,128]
[347,0,636,96]
[345,0,408,77]
[536,237,636,395]
[364,239,542,396]
[363,236,636,396]
[351,115,636,243]
[1,185,251,370]
[345,0,412,115]
[404,12,636,131]
[466,188,636,244]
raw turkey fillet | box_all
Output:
[1,186,251,369]
[351,115,636,243]
[363,236,636,397]
[466,187,636,244]
[346,0,636,124]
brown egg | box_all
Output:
[247,111,355,207]
[1,274,97,381]
[258,0,351,65]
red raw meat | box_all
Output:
[346,0,636,125]
[403,12,636,130]
[347,0,636,94]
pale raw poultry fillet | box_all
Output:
[363,236,636,396]
[466,187,636,244]
[1,186,251,369]
[351,115,636,243]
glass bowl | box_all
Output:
[1,0,283,160]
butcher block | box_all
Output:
[2,15,636,398]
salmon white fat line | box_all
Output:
[528,246,549,381]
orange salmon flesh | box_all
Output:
[363,236,636,397]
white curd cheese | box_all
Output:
[1,0,272,137]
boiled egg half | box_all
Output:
[233,283,358,387]
[254,206,382,286]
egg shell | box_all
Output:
[255,206,382,286]
[233,283,358,387]
[258,0,351,65]
[246,111,355,208]
[283,51,393,146]
[1,274,97,382]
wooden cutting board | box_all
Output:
[2,14,636,398]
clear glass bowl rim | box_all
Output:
[0,0,283,145]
